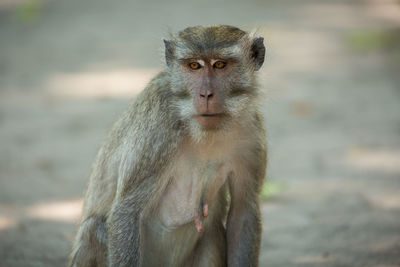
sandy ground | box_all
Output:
[1,0,400,266]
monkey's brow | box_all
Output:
[178,58,202,62]
[178,56,239,62]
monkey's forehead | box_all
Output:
[175,45,242,61]
[177,25,247,46]
[171,26,249,59]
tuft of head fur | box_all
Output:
[177,25,246,51]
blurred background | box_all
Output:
[0,0,400,266]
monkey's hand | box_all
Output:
[194,202,208,233]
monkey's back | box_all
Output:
[80,72,182,221]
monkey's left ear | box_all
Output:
[250,37,265,71]
[163,39,175,68]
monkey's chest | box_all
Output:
[157,158,230,229]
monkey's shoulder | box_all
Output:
[94,72,182,191]
[108,71,178,136]
[134,71,172,109]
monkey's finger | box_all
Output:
[194,217,203,234]
[202,203,208,218]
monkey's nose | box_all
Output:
[200,90,213,99]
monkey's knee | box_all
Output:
[69,217,108,267]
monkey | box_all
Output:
[69,25,267,267]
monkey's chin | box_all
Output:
[196,115,224,131]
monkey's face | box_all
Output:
[164,26,265,134]
[179,57,240,130]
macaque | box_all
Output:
[69,25,267,267]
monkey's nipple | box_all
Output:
[194,216,203,234]
[203,203,208,218]
[194,203,208,233]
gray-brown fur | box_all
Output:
[69,25,267,267]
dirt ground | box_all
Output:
[1,0,400,266]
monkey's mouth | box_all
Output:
[196,113,225,129]
[199,113,222,117]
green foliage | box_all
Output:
[16,0,42,23]
[261,181,285,200]
[347,31,391,51]
[347,29,400,65]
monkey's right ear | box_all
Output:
[250,37,266,71]
[163,39,175,68]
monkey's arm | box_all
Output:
[227,144,266,267]
[107,177,159,267]
[106,144,174,266]
[107,193,142,266]
[105,76,182,266]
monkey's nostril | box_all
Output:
[200,91,213,98]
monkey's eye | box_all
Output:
[189,62,202,70]
[213,61,226,69]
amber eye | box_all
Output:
[213,61,226,69]
[189,62,201,70]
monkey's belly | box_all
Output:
[142,153,232,266]
[143,218,202,267]
[158,160,228,229]
[158,182,201,228]
[143,195,221,267]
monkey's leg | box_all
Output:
[190,222,226,267]
[69,217,108,267]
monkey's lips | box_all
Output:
[196,113,225,129]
